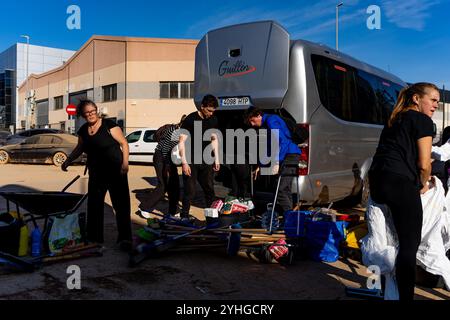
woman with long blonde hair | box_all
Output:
[369,82,440,300]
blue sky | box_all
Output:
[1,0,449,87]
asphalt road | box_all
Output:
[0,164,448,300]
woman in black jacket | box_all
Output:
[369,82,440,300]
[62,100,132,251]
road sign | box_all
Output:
[66,104,77,116]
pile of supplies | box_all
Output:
[206,196,255,218]
[283,208,364,263]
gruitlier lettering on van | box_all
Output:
[218,60,257,78]
[174,125,279,174]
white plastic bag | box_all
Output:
[361,177,450,299]
[417,179,450,290]
[47,214,83,253]
[361,200,397,274]
[360,198,399,300]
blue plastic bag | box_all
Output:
[283,211,313,238]
[305,220,348,263]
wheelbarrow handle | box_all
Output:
[62,175,81,192]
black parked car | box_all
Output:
[0,131,11,146]
[5,128,64,145]
[0,133,85,166]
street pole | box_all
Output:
[336,3,343,51]
[20,35,30,130]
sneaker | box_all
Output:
[136,209,152,219]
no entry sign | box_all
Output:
[66,104,77,116]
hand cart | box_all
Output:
[0,175,90,271]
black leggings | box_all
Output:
[87,169,132,244]
[181,164,215,218]
[230,164,251,199]
[145,150,180,214]
[369,171,423,300]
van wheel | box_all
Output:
[52,152,67,166]
[0,150,9,164]
[360,174,370,208]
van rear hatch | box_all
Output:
[194,21,290,110]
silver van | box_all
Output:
[194,20,406,206]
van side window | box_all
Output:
[311,55,358,123]
[355,70,382,124]
[311,54,404,125]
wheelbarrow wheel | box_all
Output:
[0,150,9,165]
[52,152,67,166]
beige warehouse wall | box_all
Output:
[94,40,126,70]
[69,42,94,79]
[127,41,196,62]
[126,99,196,132]
[68,73,94,93]
[127,61,194,82]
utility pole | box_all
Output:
[336,2,344,51]
[20,35,30,130]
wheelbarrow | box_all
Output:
[0,175,90,271]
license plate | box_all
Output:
[220,97,251,107]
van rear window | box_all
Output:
[311,54,404,125]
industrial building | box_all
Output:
[17,36,198,134]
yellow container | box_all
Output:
[8,211,29,256]
[345,223,368,249]
[18,223,29,257]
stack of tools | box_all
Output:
[129,204,364,267]
[129,210,292,267]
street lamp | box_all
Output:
[20,35,30,130]
[336,2,343,51]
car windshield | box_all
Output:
[126,131,142,143]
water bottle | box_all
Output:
[31,226,42,257]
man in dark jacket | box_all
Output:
[244,107,301,213]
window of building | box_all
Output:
[103,84,117,102]
[160,82,194,99]
[54,96,64,110]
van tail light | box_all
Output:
[297,123,310,176]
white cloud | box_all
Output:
[381,0,441,31]
[291,8,366,38]
[184,0,363,38]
